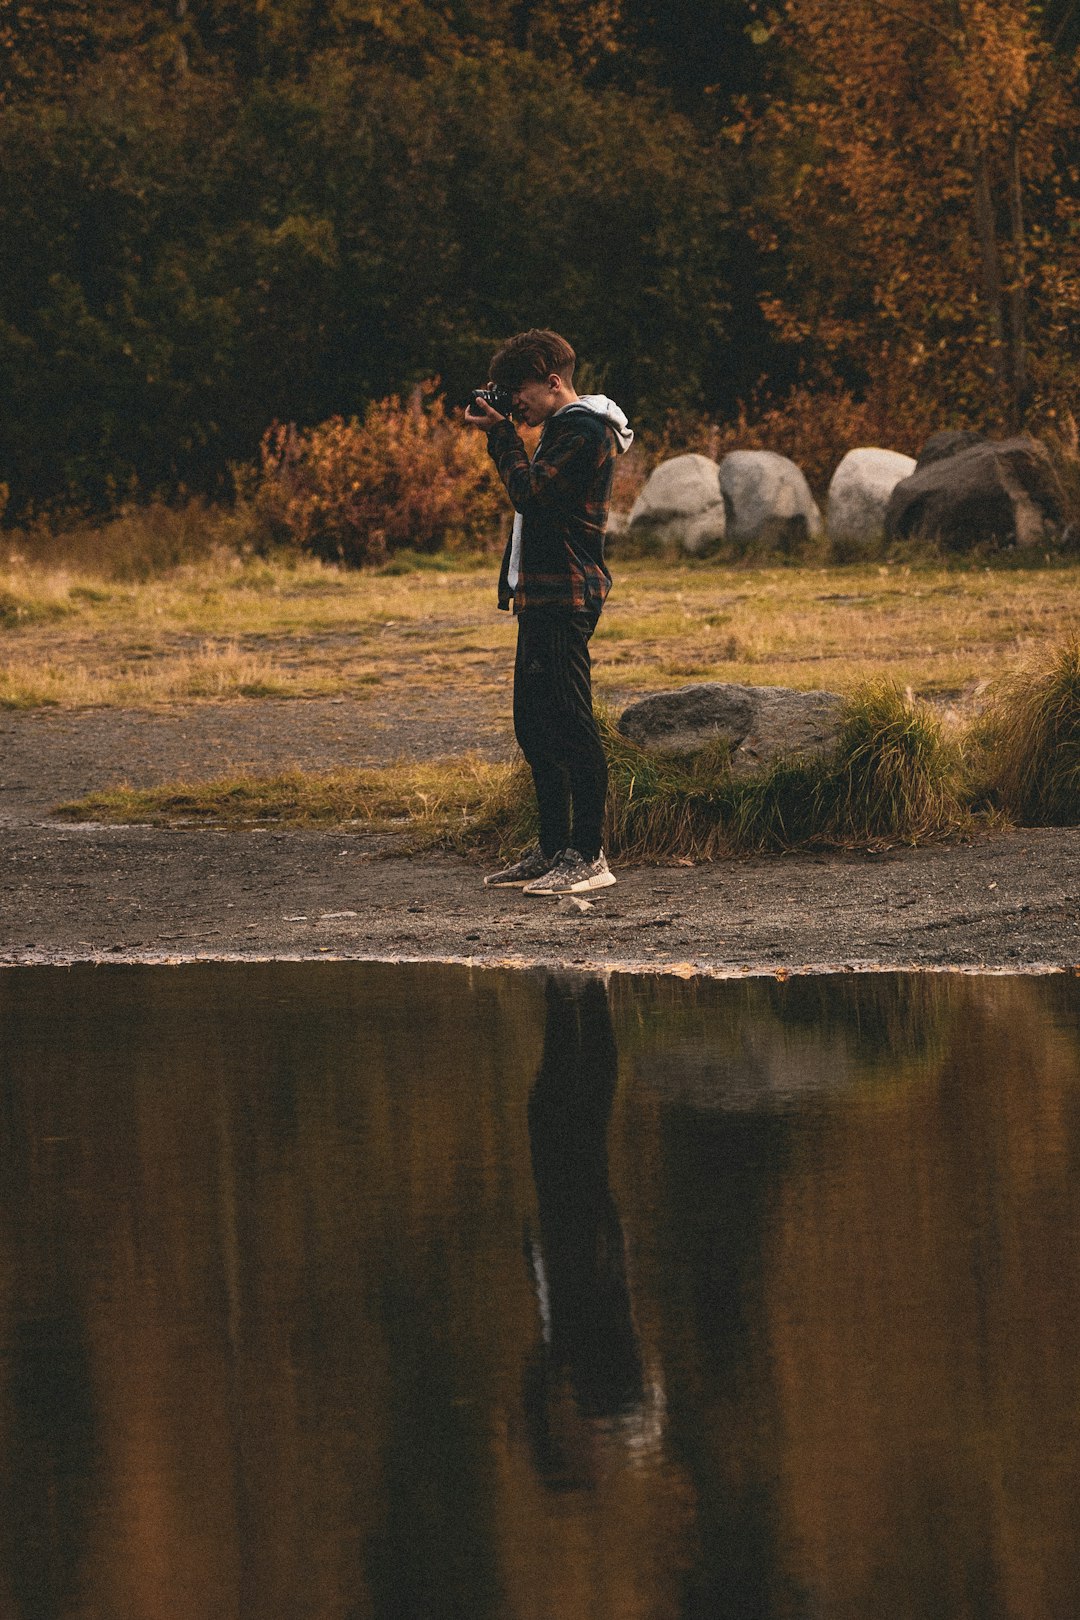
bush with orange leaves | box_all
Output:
[253,383,506,566]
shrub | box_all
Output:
[978,636,1080,825]
[465,682,963,861]
[252,383,506,566]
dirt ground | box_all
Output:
[3,695,1079,973]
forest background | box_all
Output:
[1,0,1078,527]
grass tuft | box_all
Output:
[976,635,1080,825]
[463,683,964,861]
[810,680,963,845]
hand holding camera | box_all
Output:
[463,383,513,427]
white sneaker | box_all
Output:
[522,848,616,895]
[483,845,559,887]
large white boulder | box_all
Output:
[719,450,822,556]
[627,453,726,555]
[826,447,917,556]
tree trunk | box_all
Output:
[1005,124,1031,430]
[171,0,188,79]
[966,132,1012,427]
[513,2,536,49]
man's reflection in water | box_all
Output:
[524,971,646,1489]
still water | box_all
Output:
[2,962,1080,1620]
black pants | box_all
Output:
[513,609,608,860]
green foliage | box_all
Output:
[7,0,1074,531]
[0,36,738,517]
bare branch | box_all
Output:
[1048,0,1080,56]
[867,0,964,55]
[1014,0,1080,129]
[1024,0,1080,112]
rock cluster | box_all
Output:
[618,431,1070,557]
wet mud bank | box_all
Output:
[5,819,1080,972]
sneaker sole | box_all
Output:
[525,870,617,896]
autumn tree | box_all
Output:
[752,0,1080,430]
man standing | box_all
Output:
[464,329,632,895]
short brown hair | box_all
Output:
[489,329,576,389]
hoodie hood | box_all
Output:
[557,394,634,453]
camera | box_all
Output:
[469,384,513,419]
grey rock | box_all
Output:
[719,450,823,556]
[914,429,986,469]
[678,506,730,557]
[618,682,844,775]
[826,447,917,556]
[627,453,726,554]
[886,435,1067,551]
[632,1020,859,1111]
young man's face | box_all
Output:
[510,374,566,428]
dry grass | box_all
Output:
[2,545,1079,712]
[57,755,505,839]
[64,683,965,855]
[974,635,1080,824]
[463,686,965,861]
[598,564,1080,704]
[0,643,317,709]
[6,498,259,581]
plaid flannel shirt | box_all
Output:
[487,412,615,615]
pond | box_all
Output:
[1,961,1079,1620]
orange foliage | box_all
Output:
[752,0,1080,429]
[639,381,940,501]
[253,383,506,566]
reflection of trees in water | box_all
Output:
[5,965,1080,1618]
[1,1302,98,1620]
[0,963,517,1616]
[650,1098,796,1619]
[765,975,1080,1618]
[523,973,647,1491]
